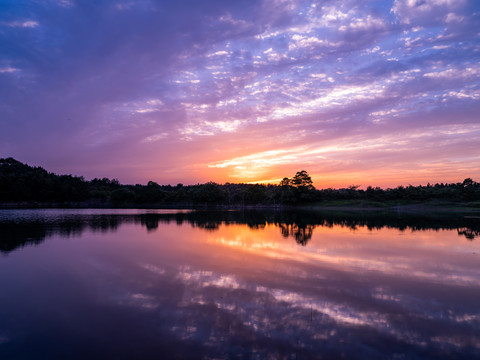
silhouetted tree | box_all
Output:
[279,177,291,186]
[291,170,315,190]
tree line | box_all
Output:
[1,157,479,206]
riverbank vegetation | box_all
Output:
[1,157,479,207]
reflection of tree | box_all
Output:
[0,222,47,253]
[457,228,480,240]
[279,224,315,246]
[0,215,122,253]
[2,210,479,253]
[194,222,221,231]
[140,214,159,231]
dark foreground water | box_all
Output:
[0,209,479,359]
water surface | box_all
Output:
[0,209,479,359]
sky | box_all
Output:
[1,0,479,188]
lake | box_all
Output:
[0,208,479,359]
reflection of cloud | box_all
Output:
[270,289,387,327]
[177,267,241,289]
[114,292,159,310]
[149,256,479,355]
[171,264,391,340]
[142,263,166,275]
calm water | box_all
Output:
[0,209,479,359]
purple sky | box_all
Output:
[1,0,479,188]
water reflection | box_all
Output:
[279,223,314,245]
[457,227,480,240]
[1,209,479,253]
[0,209,479,359]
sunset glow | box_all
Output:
[1,0,479,187]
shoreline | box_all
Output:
[1,201,480,214]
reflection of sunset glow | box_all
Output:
[137,219,480,352]
[196,223,480,286]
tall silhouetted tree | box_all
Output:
[291,170,315,190]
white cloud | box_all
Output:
[288,34,342,51]
[317,6,350,27]
[114,98,165,114]
[290,34,312,48]
[364,46,381,54]
[263,48,287,61]
[0,67,19,73]
[264,83,386,120]
[218,12,250,28]
[57,0,74,7]
[444,12,464,23]
[338,15,385,33]
[142,133,169,143]
[423,66,480,79]
[443,89,480,100]
[179,119,244,139]
[392,0,467,24]
[207,50,230,57]
[5,20,38,28]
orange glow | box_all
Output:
[194,161,478,189]
[136,221,480,287]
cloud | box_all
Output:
[4,20,39,28]
[444,12,464,24]
[0,66,18,73]
[338,14,386,33]
[392,0,468,25]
